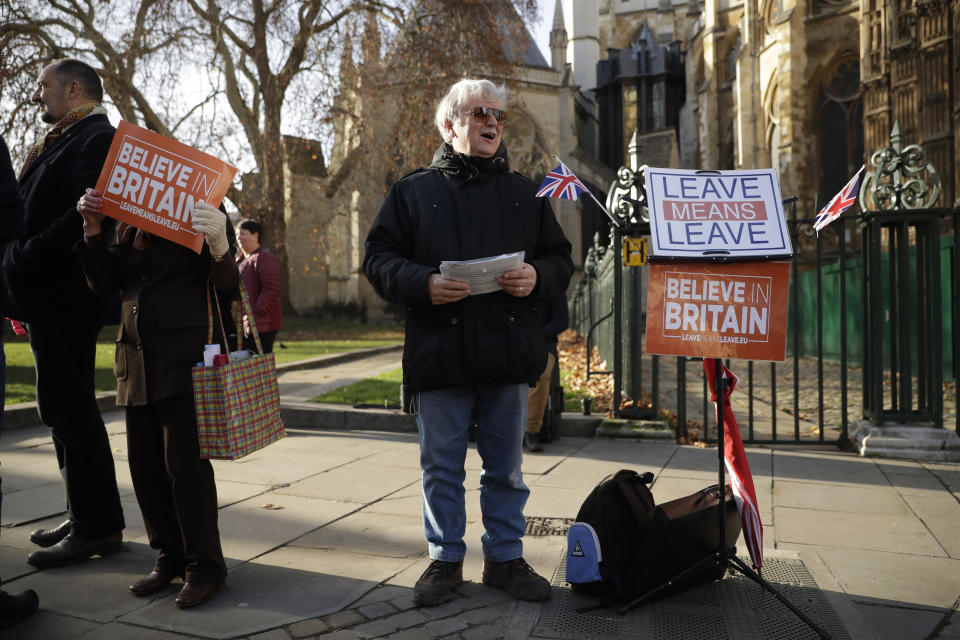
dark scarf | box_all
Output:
[429,141,510,183]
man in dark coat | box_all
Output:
[4,59,124,568]
[363,78,573,606]
[0,136,40,627]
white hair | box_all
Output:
[435,78,509,143]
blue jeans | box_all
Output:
[414,384,529,563]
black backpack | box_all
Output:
[565,469,669,601]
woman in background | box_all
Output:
[236,219,282,353]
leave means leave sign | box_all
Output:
[643,168,793,259]
[95,121,237,253]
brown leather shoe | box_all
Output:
[174,581,221,608]
[29,520,72,548]
[129,571,178,597]
[26,531,122,569]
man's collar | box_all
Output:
[51,103,106,133]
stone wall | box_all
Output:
[581,0,881,216]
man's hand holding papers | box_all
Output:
[428,273,471,305]
[431,251,535,304]
[497,262,537,298]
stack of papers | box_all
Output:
[439,251,525,295]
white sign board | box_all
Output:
[644,168,793,259]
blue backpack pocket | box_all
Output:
[566,521,603,584]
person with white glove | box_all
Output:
[74,188,238,608]
[191,200,229,259]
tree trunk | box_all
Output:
[258,98,293,314]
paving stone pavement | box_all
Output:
[0,349,958,639]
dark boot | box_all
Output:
[129,571,179,597]
[482,557,551,601]
[0,589,39,629]
[174,581,222,608]
[523,432,543,452]
[29,520,72,548]
[27,531,122,569]
[412,560,463,606]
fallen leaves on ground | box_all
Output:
[558,329,615,416]
[559,329,707,444]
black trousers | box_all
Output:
[27,320,124,537]
[243,330,276,354]
[125,394,226,583]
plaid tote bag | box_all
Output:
[192,280,285,460]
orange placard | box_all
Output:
[94,121,237,253]
[645,261,790,361]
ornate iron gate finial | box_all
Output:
[606,132,648,226]
[858,120,940,211]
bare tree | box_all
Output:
[0,0,538,310]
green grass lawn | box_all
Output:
[310,367,403,405]
[4,338,118,405]
[271,339,398,365]
[4,316,403,405]
[312,366,589,412]
[559,367,590,412]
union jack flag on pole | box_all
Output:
[704,358,764,570]
[813,165,865,233]
[537,156,623,229]
[536,160,588,200]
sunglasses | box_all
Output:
[466,106,506,123]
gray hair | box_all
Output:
[435,78,509,143]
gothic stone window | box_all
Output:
[817,57,864,205]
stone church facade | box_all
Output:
[271,0,958,317]
[575,0,957,212]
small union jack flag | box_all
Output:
[813,166,864,232]
[536,161,588,200]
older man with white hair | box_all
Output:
[363,78,573,606]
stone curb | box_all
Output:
[1,343,404,432]
[853,421,960,462]
[281,400,605,438]
[1,342,608,440]
[595,418,676,440]
[2,391,120,432]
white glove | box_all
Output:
[192,201,229,258]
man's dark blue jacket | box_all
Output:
[363,142,573,393]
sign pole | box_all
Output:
[613,224,622,418]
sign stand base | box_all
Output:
[619,360,832,640]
